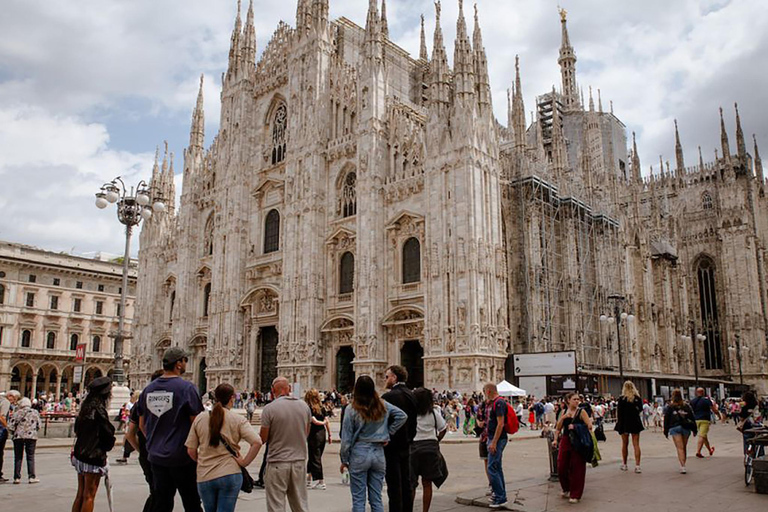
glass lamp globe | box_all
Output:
[607,316,615,324]
[95,195,108,209]
[620,312,628,321]
[153,201,166,213]
[105,190,120,203]
[599,314,607,323]
[627,314,636,322]
[136,193,150,206]
[140,208,153,221]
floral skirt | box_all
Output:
[71,454,108,475]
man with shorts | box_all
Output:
[691,387,715,458]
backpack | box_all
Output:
[494,398,520,436]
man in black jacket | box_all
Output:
[381,365,418,512]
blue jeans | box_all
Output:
[349,442,386,512]
[487,437,507,503]
[197,473,242,512]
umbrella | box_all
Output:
[497,380,527,397]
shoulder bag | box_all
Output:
[220,435,255,493]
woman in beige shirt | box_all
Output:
[186,383,262,512]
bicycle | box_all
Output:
[743,427,768,486]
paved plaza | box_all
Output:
[3,421,765,511]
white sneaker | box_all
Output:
[29,478,40,484]
[680,466,687,474]
[634,466,641,474]
[620,464,628,471]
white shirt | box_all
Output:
[414,406,447,442]
[544,402,555,414]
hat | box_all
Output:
[89,376,113,393]
[163,346,189,366]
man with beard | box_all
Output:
[138,347,204,511]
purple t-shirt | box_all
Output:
[137,376,204,467]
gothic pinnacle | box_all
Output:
[453,0,475,101]
[588,86,594,111]
[557,6,578,109]
[597,89,603,113]
[632,132,642,183]
[228,0,243,77]
[419,14,428,60]
[674,119,685,172]
[381,0,389,38]
[735,102,747,160]
[698,145,705,171]
[719,106,731,161]
[429,1,449,109]
[513,55,527,149]
[755,134,764,182]
[190,74,205,150]
[473,2,491,108]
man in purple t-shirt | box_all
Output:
[138,347,204,512]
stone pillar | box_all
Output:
[31,373,38,401]
[56,373,63,401]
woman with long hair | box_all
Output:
[186,383,263,512]
[614,380,644,473]
[410,387,448,512]
[663,389,697,474]
[553,392,592,504]
[737,390,763,454]
[305,388,332,490]
[71,377,115,512]
[340,376,407,512]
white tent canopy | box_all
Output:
[497,380,527,397]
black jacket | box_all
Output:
[382,383,417,452]
[74,405,116,467]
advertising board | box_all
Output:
[513,351,576,377]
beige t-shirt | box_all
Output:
[261,396,310,463]
[186,409,261,482]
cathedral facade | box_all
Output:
[131,0,768,396]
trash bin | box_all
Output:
[754,456,768,494]
[546,430,559,481]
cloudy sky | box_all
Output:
[1,0,766,256]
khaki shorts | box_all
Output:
[696,420,711,437]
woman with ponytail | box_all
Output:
[186,383,263,512]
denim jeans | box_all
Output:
[487,437,507,503]
[349,442,387,512]
[13,439,36,480]
[198,473,243,512]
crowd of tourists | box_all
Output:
[2,347,765,511]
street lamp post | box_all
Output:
[681,322,706,387]
[600,294,635,381]
[728,333,747,386]
[95,177,165,401]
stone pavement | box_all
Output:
[2,421,764,511]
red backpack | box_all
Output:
[494,397,520,436]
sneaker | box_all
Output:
[485,486,493,496]
[620,464,628,471]
[29,478,40,484]
[634,466,641,474]
[695,453,704,458]
[680,466,687,474]
[709,446,715,456]
[561,491,571,499]
[315,483,327,490]
[0,477,8,483]
[569,498,580,504]
[489,500,508,509]
[254,480,265,489]
[115,458,127,464]
[13,479,21,484]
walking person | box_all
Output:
[483,383,509,509]
[304,388,331,490]
[663,389,697,474]
[553,392,592,504]
[410,388,448,512]
[340,376,407,512]
[259,376,311,512]
[137,347,205,512]
[0,390,21,483]
[9,397,41,484]
[614,381,644,473]
[71,377,116,512]
[125,370,164,512]
[186,383,263,512]
[381,365,418,512]
[690,388,716,458]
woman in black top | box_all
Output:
[553,392,592,504]
[663,389,697,474]
[737,391,763,453]
[305,389,331,490]
[614,381,644,473]
[71,376,116,512]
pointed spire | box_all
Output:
[735,103,747,160]
[241,0,256,77]
[557,7,578,110]
[365,0,383,59]
[151,146,161,183]
[597,89,603,113]
[429,1,450,111]
[473,3,491,108]
[755,135,764,183]
[588,86,594,112]
[190,74,205,151]
[419,14,428,60]
[162,141,169,173]
[381,0,389,39]
[312,0,329,27]
[550,90,567,175]
[719,106,731,161]
[674,119,685,172]
[296,0,311,34]
[453,0,475,102]
[632,132,642,183]
[659,155,664,177]
[512,55,527,149]
[227,0,243,79]
[698,145,705,171]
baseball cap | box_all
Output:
[163,346,189,366]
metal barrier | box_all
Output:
[41,412,77,438]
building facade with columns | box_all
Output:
[132,1,768,396]
[0,241,136,398]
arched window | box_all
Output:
[271,103,287,165]
[203,214,214,256]
[70,333,79,351]
[342,172,357,218]
[203,283,212,317]
[264,209,280,254]
[93,336,101,353]
[0,283,5,304]
[169,290,176,322]
[697,257,723,370]
[702,192,713,210]
[46,332,56,349]
[21,330,31,348]
[402,238,421,284]
[339,252,355,294]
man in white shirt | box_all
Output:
[543,401,555,426]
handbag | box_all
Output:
[432,410,449,484]
[220,435,255,493]
[567,409,594,462]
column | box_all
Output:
[56,372,63,401]
[31,369,38,399]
